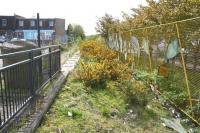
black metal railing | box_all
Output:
[0,45,61,128]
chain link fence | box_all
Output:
[108,17,200,124]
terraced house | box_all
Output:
[0,14,67,43]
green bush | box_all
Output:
[101,107,110,118]
[118,80,148,107]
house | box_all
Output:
[0,14,67,43]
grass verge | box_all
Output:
[37,69,175,133]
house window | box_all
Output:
[2,19,7,27]
[30,20,35,27]
[49,20,54,26]
[19,20,24,26]
[39,20,43,27]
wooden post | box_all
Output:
[175,23,194,117]
[117,33,120,61]
[129,32,134,70]
[145,29,152,72]
[148,50,152,72]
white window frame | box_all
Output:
[49,20,54,27]
[19,20,24,27]
[39,20,43,27]
[2,19,7,27]
[30,20,35,27]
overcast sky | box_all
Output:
[0,0,147,35]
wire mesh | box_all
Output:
[108,17,200,123]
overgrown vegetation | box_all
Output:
[77,40,148,106]
[38,39,176,132]
[38,68,174,133]
[134,66,200,124]
[60,40,80,65]
[96,0,200,124]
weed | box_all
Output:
[101,107,110,118]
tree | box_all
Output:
[73,25,85,40]
[66,24,73,35]
[97,0,200,45]
[66,24,74,44]
[66,24,85,44]
[96,0,200,67]
[96,14,120,39]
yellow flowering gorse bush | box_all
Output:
[78,60,108,87]
[78,40,132,87]
[77,39,149,105]
[80,40,118,60]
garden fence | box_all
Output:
[108,17,200,125]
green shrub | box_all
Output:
[118,80,148,107]
[101,107,110,118]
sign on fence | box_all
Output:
[158,64,169,78]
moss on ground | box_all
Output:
[37,70,175,133]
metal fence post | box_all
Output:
[175,23,194,117]
[29,50,35,96]
[58,45,61,71]
[49,47,52,80]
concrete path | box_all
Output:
[61,52,80,77]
